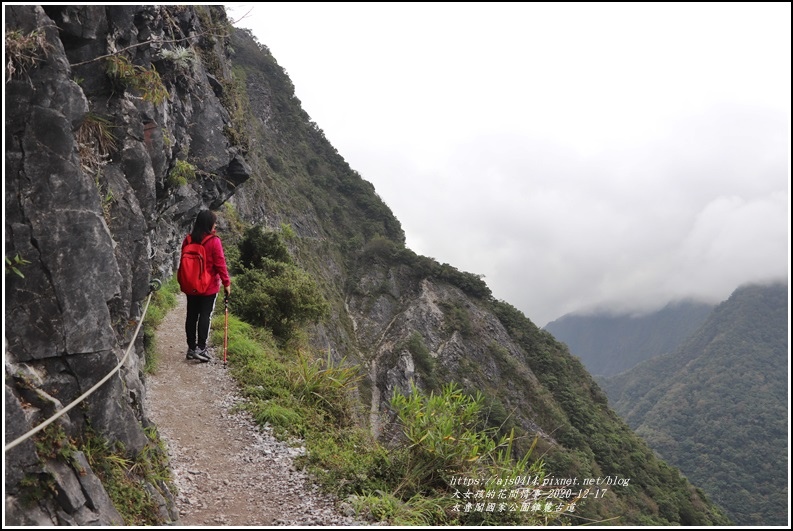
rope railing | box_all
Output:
[4,279,161,452]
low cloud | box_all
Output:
[367,105,789,327]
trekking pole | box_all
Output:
[223,294,229,365]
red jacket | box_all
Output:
[181,232,230,295]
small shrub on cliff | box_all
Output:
[18,474,57,508]
[439,301,473,338]
[387,382,557,525]
[77,114,117,220]
[167,159,197,187]
[404,332,440,391]
[234,266,329,339]
[289,348,361,426]
[237,226,292,271]
[5,29,52,82]
[159,46,194,73]
[34,423,78,466]
[232,226,329,339]
[106,54,168,105]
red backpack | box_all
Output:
[178,234,215,295]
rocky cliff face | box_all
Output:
[345,261,553,442]
[4,5,249,525]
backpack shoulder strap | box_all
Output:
[200,234,215,245]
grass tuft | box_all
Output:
[5,28,52,82]
[143,276,181,374]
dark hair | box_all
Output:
[191,209,217,242]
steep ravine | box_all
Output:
[145,295,360,526]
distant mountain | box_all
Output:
[601,282,789,526]
[545,300,714,376]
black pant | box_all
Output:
[185,293,217,350]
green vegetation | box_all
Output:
[440,301,474,337]
[238,225,292,268]
[80,426,174,525]
[17,424,72,506]
[159,46,194,73]
[18,473,57,508]
[388,383,555,525]
[221,68,254,151]
[194,4,233,42]
[167,159,197,187]
[20,421,173,525]
[488,299,731,525]
[545,300,714,376]
[403,332,439,391]
[142,276,181,374]
[5,253,31,278]
[211,306,560,525]
[233,227,329,340]
[4,28,52,81]
[106,54,168,105]
[208,312,358,438]
[220,202,247,239]
[356,239,492,301]
[602,283,788,525]
[34,423,79,466]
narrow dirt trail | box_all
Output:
[144,295,360,526]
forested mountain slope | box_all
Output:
[602,282,789,526]
[545,300,714,376]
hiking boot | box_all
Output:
[186,348,198,360]
[194,347,211,363]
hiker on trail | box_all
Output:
[179,209,231,363]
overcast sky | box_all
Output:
[225,2,790,327]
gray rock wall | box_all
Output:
[4,4,250,525]
[345,262,555,443]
